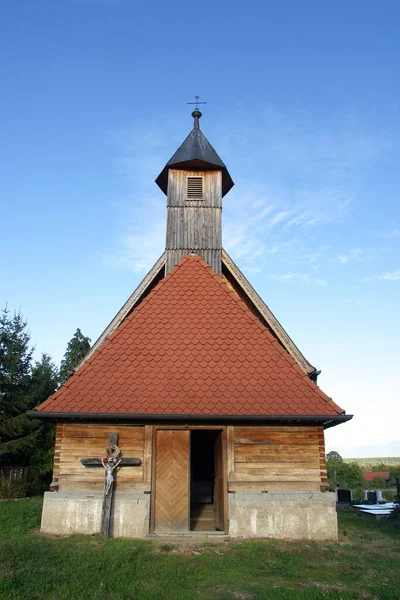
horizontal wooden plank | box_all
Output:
[228,481,321,492]
[59,481,151,492]
[59,469,144,481]
[235,442,318,451]
[61,438,145,447]
[62,425,145,441]
[59,473,103,480]
[60,464,144,473]
[81,458,142,467]
[234,472,321,482]
[234,426,320,434]
[59,481,104,491]
[234,446,319,462]
[235,460,320,470]
[235,457,319,465]
[63,423,145,433]
[234,435,319,445]
[60,444,145,455]
[235,463,320,474]
[59,459,144,469]
[152,425,225,431]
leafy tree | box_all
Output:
[389,466,400,479]
[326,451,343,489]
[59,328,91,383]
[326,452,364,491]
[368,475,387,490]
[341,463,364,491]
[0,308,37,465]
[326,450,343,463]
[371,462,392,472]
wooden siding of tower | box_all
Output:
[52,423,327,494]
[165,169,222,275]
[54,424,152,492]
[227,425,326,492]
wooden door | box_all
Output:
[214,431,227,531]
[153,429,190,533]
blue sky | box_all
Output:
[1,0,399,457]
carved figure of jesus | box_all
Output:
[102,458,121,495]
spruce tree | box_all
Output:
[59,328,91,383]
[0,308,37,465]
[29,354,59,474]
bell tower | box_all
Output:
[155,110,234,276]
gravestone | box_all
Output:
[337,489,352,503]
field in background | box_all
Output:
[343,457,400,467]
[0,497,399,600]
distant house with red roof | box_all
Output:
[363,471,390,483]
[30,108,352,540]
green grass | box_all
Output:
[0,498,399,599]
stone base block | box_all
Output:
[41,491,150,538]
[228,491,337,540]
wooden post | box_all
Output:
[80,432,142,539]
[100,432,118,538]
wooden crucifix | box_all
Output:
[81,432,142,538]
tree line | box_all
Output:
[0,307,91,475]
[326,451,400,491]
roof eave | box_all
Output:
[27,410,353,429]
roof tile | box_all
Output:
[37,254,344,417]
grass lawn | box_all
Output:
[0,497,399,599]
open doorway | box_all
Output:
[152,427,227,534]
[190,430,224,531]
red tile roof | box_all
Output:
[37,254,344,417]
[363,472,390,481]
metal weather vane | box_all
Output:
[187,95,207,110]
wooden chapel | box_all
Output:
[31,109,352,540]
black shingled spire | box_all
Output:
[155,111,234,197]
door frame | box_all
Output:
[150,425,228,533]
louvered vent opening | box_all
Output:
[187,176,203,199]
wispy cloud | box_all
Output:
[380,270,400,281]
[102,220,165,272]
[361,270,400,283]
[102,107,393,280]
[337,248,364,264]
[377,229,400,239]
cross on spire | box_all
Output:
[187,96,207,130]
[187,95,207,110]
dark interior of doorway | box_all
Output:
[190,430,219,531]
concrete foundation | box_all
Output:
[41,491,150,538]
[41,490,337,540]
[228,491,338,540]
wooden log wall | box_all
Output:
[52,423,328,494]
[227,425,327,492]
[165,169,222,275]
[54,424,153,492]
